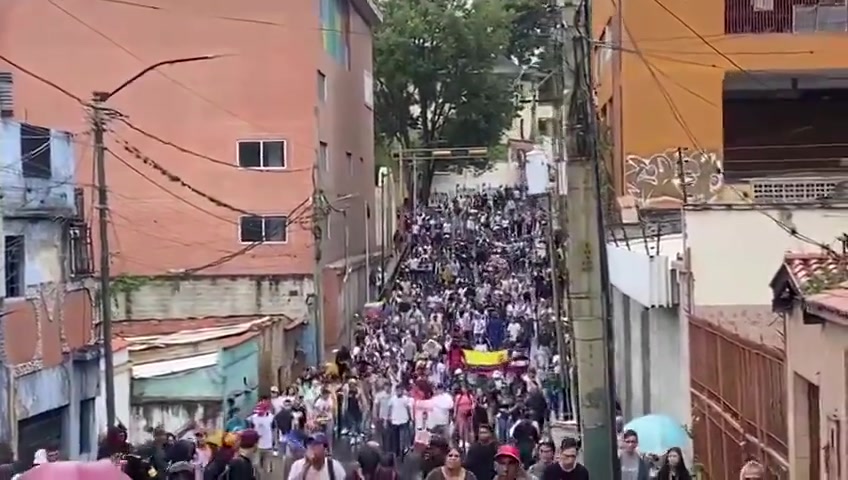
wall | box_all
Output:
[15,357,99,458]
[0,202,8,443]
[0,120,75,216]
[318,2,378,267]
[607,235,682,308]
[686,205,848,346]
[3,0,325,276]
[130,401,221,445]
[220,339,260,416]
[430,162,520,198]
[94,346,130,439]
[785,310,848,479]
[111,276,313,321]
[505,81,555,141]
[4,219,63,290]
[612,286,686,422]
[592,0,848,204]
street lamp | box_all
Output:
[95,55,223,428]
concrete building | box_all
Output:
[607,233,685,432]
[608,202,848,477]
[1,0,382,365]
[594,0,848,210]
[112,315,302,443]
[0,117,99,459]
[771,252,848,480]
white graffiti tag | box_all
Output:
[624,150,723,202]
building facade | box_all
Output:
[594,0,848,210]
[771,252,848,480]
[1,0,381,363]
[0,117,99,459]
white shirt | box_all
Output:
[287,458,346,480]
[388,395,413,425]
[373,391,391,420]
[428,393,454,428]
[249,413,275,450]
[507,322,522,342]
[271,395,287,414]
[473,317,486,335]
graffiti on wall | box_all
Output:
[624,149,723,203]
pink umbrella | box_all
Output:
[19,460,130,480]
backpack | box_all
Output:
[300,458,339,480]
[217,455,256,480]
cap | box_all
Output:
[239,429,260,449]
[270,385,280,393]
[306,432,329,447]
[495,445,521,463]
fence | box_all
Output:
[689,317,789,479]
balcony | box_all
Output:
[725,0,848,34]
[0,119,76,218]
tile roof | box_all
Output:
[805,287,848,317]
[781,252,848,294]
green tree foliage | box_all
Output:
[503,0,559,69]
[374,0,519,148]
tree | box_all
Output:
[503,0,560,70]
[374,0,519,149]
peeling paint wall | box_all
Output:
[4,219,63,289]
[112,276,314,321]
[0,120,76,217]
[130,402,222,444]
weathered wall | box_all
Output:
[220,339,260,414]
[111,276,313,321]
[593,0,848,205]
[429,162,520,199]
[130,401,221,445]
[686,205,848,347]
[94,346,130,439]
[0,120,76,216]
[611,286,688,428]
[4,219,64,289]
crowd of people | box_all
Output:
[0,186,716,480]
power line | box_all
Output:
[117,117,309,173]
[106,147,237,225]
[0,53,85,104]
[612,2,841,256]
[89,0,373,36]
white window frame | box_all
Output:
[318,71,327,103]
[319,142,329,171]
[236,139,288,170]
[238,215,289,244]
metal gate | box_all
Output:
[689,317,789,479]
[18,407,64,464]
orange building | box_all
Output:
[594,0,848,209]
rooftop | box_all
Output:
[777,252,848,294]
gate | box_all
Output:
[689,317,789,479]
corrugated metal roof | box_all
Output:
[132,352,219,379]
[125,316,272,351]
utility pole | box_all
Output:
[92,93,116,428]
[89,54,220,429]
[312,145,325,366]
[563,0,618,475]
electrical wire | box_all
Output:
[179,196,313,275]
[116,117,310,173]
[607,0,841,256]
[0,53,85,105]
[88,0,373,36]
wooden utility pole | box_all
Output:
[562,0,618,476]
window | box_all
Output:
[320,0,350,66]
[318,71,327,103]
[237,140,286,169]
[20,124,52,179]
[79,399,94,454]
[319,142,329,171]
[347,152,353,176]
[538,118,553,137]
[5,235,24,297]
[239,216,288,243]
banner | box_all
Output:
[462,349,509,367]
